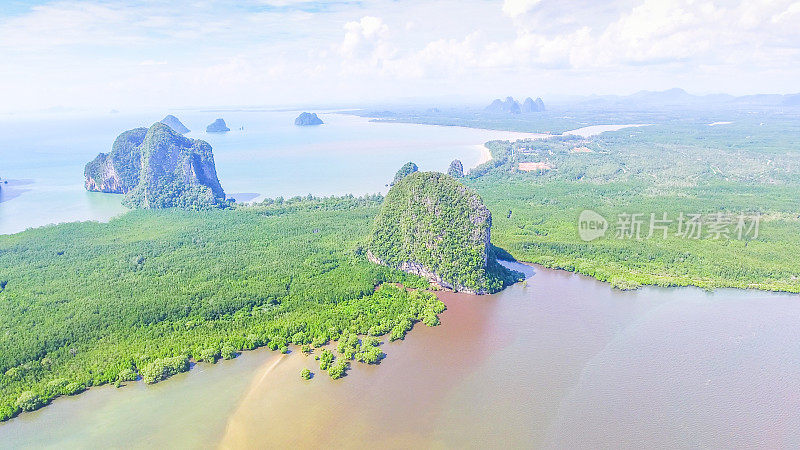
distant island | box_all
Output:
[368,170,521,294]
[206,118,230,133]
[160,115,190,134]
[295,112,324,126]
[84,122,226,209]
[485,97,521,114]
[485,96,545,114]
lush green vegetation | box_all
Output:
[369,171,522,294]
[328,360,348,380]
[300,368,312,380]
[0,196,453,421]
[464,114,800,291]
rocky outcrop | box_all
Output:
[85,122,225,209]
[160,115,190,134]
[294,112,324,126]
[368,171,504,294]
[206,118,230,133]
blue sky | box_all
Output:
[1,0,799,112]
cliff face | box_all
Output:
[368,171,498,294]
[84,128,146,193]
[85,122,225,209]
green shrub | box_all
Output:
[328,360,348,380]
[196,348,220,363]
[117,368,138,382]
[300,369,312,380]
[220,345,237,360]
[63,382,86,396]
[140,356,189,384]
[319,349,334,371]
[15,391,43,412]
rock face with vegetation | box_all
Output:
[206,118,230,133]
[295,112,324,126]
[368,171,520,294]
[160,115,190,134]
[84,122,226,209]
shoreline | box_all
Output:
[473,144,492,167]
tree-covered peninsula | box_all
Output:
[368,171,521,294]
[84,122,226,209]
[0,196,450,422]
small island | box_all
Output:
[206,118,230,133]
[368,170,521,294]
[160,115,190,134]
[295,112,324,126]
[84,122,226,209]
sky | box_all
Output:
[0,0,799,112]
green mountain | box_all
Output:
[368,171,520,294]
[85,122,226,209]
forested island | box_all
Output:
[206,118,230,133]
[295,112,324,126]
[84,122,226,209]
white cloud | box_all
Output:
[1,0,800,112]
[340,16,389,59]
[502,0,542,18]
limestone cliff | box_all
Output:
[85,122,225,209]
[368,171,519,294]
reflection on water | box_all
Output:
[4,264,799,448]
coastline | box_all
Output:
[474,144,492,167]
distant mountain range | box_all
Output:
[485,96,545,114]
[569,88,800,108]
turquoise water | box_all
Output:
[0,110,513,234]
